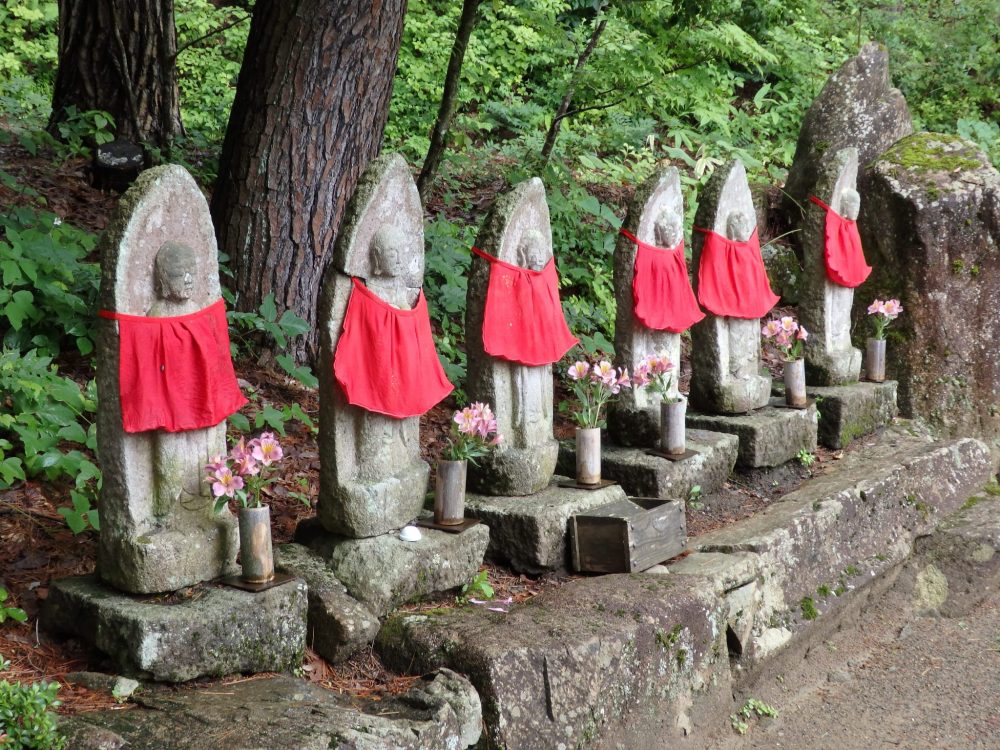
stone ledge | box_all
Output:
[807,380,898,449]
[556,429,737,500]
[465,477,627,573]
[41,575,307,682]
[59,670,482,749]
[686,399,818,468]
[377,430,991,747]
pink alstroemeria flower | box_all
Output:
[204,455,227,483]
[780,316,798,333]
[762,320,782,338]
[796,326,809,341]
[251,432,283,466]
[211,467,244,498]
[454,407,478,434]
[867,299,883,315]
[593,361,616,385]
[567,361,590,380]
[881,299,903,318]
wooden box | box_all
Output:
[570,497,686,574]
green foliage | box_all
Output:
[0,664,65,750]
[458,569,494,602]
[0,588,28,624]
[0,207,99,357]
[226,292,317,389]
[0,349,98,497]
[687,484,704,510]
[730,697,778,735]
[0,1,57,93]
[796,449,816,468]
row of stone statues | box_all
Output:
[92,142,868,596]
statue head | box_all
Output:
[371,225,406,278]
[653,209,683,248]
[840,188,860,220]
[154,241,196,302]
[516,229,547,271]
[725,211,753,243]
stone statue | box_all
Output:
[610,168,687,446]
[690,160,773,414]
[96,166,238,594]
[799,147,864,384]
[465,178,561,495]
[317,154,429,536]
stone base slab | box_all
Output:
[294,519,489,616]
[556,430,737,501]
[41,574,307,682]
[464,477,627,573]
[686,398,818,468]
[807,380,898,449]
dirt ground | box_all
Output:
[698,582,1000,749]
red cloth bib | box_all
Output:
[472,246,578,366]
[809,196,872,288]
[694,227,780,319]
[621,229,704,333]
[99,299,247,433]
[333,278,453,418]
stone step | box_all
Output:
[376,428,991,748]
[464,476,628,574]
[686,398,818,468]
[556,428,737,500]
[808,380,898,449]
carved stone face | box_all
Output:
[653,210,683,248]
[371,226,406,278]
[154,242,196,302]
[516,230,547,271]
[841,189,861,220]
[726,211,753,243]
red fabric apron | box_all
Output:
[694,227,780,319]
[620,229,704,333]
[333,278,453,418]
[809,196,872,288]
[472,246,578,366]
[98,299,247,433]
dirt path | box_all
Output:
[698,583,1000,750]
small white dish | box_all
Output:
[399,525,422,542]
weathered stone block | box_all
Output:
[808,380,897,449]
[42,575,306,682]
[60,670,482,749]
[692,432,990,662]
[464,477,627,573]
[910,494,1000,617]
[296,521,489,616]
[686,399,818,468]
[274,543,379,663]
[861,132,1000,470]
[556,429,737,499]
[378,574,731,750]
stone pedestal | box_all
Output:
[464,478,627,574]
[808,381,897,449]
[293,519,489,616]
[556,430,737,500]
[686,399,818,468]
[42,575,307,682]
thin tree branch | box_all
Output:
[173,12,251,60]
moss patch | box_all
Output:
[882,132,981,173]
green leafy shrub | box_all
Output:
[0,208,99,357]
[0,589,27,624]
[0,668,65,750]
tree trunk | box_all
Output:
[211,0,406,364]
[416,0,481,203]
[540,17,607,163]
[49,0,183,148]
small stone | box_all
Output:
[827,669,850,684]
[112,677,140,699]
[898,623,913,641]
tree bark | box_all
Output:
[211,0,406,364]
[540,17,607,163]
[49,0,183,148]
[416,0,481,203]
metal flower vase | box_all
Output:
[784,358,807,406]
[659,397,687,455]
[866,338,886,382]
[434,459,467,525]
[238,505,274,583]
[576,427,602,485]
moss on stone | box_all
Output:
[882,133,981,173]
